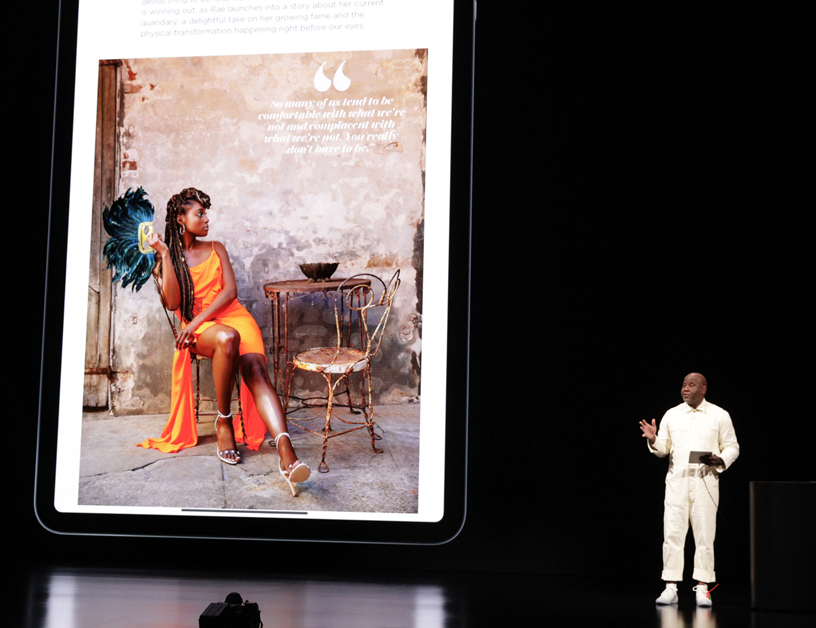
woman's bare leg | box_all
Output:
[239,353,302,471]
[193,325,242,463]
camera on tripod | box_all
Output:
[199,592,262,628]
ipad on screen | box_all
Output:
[35,0,473,543]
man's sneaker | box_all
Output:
[693,585,712,607]
[655,584,679,605]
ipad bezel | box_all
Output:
[34,0,473,545]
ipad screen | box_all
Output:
[38,0,472,542]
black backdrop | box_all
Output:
[7,1,811,605]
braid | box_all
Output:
[163,187,212,322]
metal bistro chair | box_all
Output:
[190,353,243,425]
[285,270,401,472]
[153,278,243,426]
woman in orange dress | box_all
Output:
[139,187,309,495]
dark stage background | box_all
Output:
[6,0,811,613]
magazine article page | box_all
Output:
[55,0,454,523]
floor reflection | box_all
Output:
[656,605,718,628]
[25,569,450,628]
[20,568,814,628]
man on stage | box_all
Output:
[639,373,739,607]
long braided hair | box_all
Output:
[161,187,212,322]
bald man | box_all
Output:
[639,373,739,607]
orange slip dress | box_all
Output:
[137,243,268,453]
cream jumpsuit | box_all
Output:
[648,399,739,583]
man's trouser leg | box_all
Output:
[689,466,718,583]
[661,467,690,582]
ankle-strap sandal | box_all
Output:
[215,412,241,465]
[274,432,311,495]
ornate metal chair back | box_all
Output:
[334,270,401,361]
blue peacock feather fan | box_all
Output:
[102,187,157,291]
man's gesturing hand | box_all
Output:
[639,419,657,443]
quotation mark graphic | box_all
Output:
[314,62,351,92]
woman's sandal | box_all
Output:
[215,411,241,465]
[274,432,310,496]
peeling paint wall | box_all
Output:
[107,50,426,414]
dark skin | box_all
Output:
[148,201,303,472]
[638,372,720,587]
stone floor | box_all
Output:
[79,404,420,513]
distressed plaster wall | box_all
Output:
[106,49,426,415]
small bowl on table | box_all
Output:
[299,263,339,282]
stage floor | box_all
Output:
[15,567,813,627]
